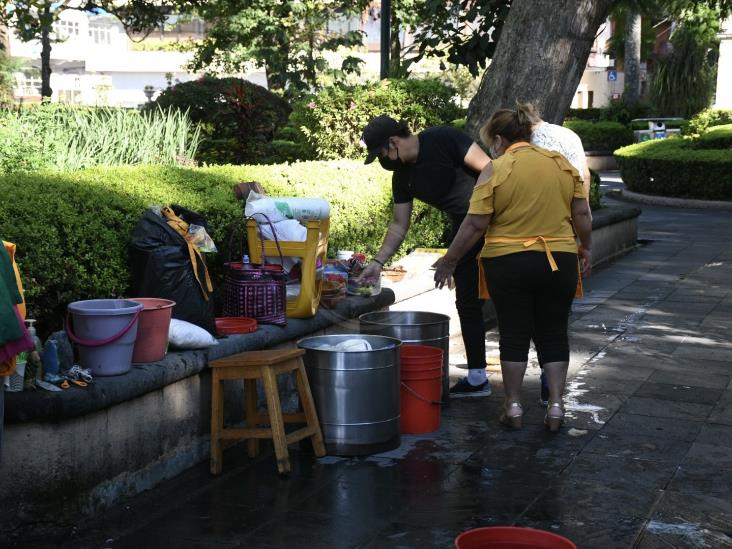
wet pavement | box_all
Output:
[23,176,732,548]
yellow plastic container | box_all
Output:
[246,218,330,318]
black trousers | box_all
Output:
[449,216,487,371]
[483,251,577,363]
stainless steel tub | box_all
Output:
[359,311,450,404]
[297,334,401,456]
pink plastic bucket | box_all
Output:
[66,299,143,376]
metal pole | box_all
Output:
[380,0,390,79]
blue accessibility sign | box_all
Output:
[608,69,618,82]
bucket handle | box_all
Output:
[65,309,142,348]
[401,381,444,406]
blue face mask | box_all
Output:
[378,145,403,171]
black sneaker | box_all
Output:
[450,377,492,398]
[538,370,549,407]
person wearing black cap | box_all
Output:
[360,115,493,397]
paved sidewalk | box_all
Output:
[25,182,732,549]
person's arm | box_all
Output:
[359,201,413,280]
[432,213,491,289]
[571,197,592,277]
[463,142,492,172]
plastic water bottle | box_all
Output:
[25,319,42,354]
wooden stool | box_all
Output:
[209,348,326,475]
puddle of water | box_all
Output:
[564,378,606,425]
[646,520,715,548]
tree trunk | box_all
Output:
[466,0,615,138]
[40,5,53,99]
[624,9,642,106]
[0,24,9,52]
[389,11,402,77]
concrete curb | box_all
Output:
[610,189,732,210]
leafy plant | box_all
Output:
[189,0,366,96]
[290,78,462,160]
[683,108,732,135]
[650,5,721,118]
[145,76,290,164]
[0,103,200,173]
[695,124,732,149]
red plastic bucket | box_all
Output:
[130,298,175,363]
[400,344,443,434]
[455,527,577,549]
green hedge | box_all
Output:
[288,79,462,160]
[614,137,732,200]
[0,162,447,334]
[696,124,732,150]
[683,108,732,136]
[563,120,634,152]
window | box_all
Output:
[53,20,80,40]
[17,74,42,96]
[89,26,112,45]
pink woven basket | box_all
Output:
[222,214,287,326]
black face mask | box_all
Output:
[378,146,403,171]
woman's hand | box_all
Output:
[432,256,457,289]
[579,247,592,277]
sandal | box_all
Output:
[499,401,523,429]
[544,402,564,432]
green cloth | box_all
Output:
[0,244,23,345]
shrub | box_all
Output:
[0,162,447,335]
[695,124,732,150]
[289,78,462,160]
[563,120,633,152]
[614,137,732,200]
[566,108,605,121]
[0,104,199,173]
[683,108,732,136]
[145,76,291,164]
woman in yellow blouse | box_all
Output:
[433,106,592,432]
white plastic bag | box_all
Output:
[245,191,330,222]
[168,319,218,349]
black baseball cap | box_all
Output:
[361,115,406,164]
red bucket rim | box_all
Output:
[455,526,576,549]
[401,344,443,358]
[215,317,258,335]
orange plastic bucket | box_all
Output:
[455,527,576,549]
[130,298,175,363]
[400,344,443,434]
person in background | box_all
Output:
[432,105,592,430]
[524,103,592,406]
[358,115,494,397]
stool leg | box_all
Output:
[244,379,260,458]
[262,368,291,474]
[295,361,326,457]
[210,371,224,475]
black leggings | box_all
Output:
[483,251,577,363]
[450,216,486,371]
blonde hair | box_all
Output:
[479,102,542,146]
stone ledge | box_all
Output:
[5,290,395,424]
[591,205,642,230]
[611,189,732,211]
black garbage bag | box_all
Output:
[128,205,216,334]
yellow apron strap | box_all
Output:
[477,235,583,300]
[161,207,214,300]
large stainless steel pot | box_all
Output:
[297,334,401,456]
